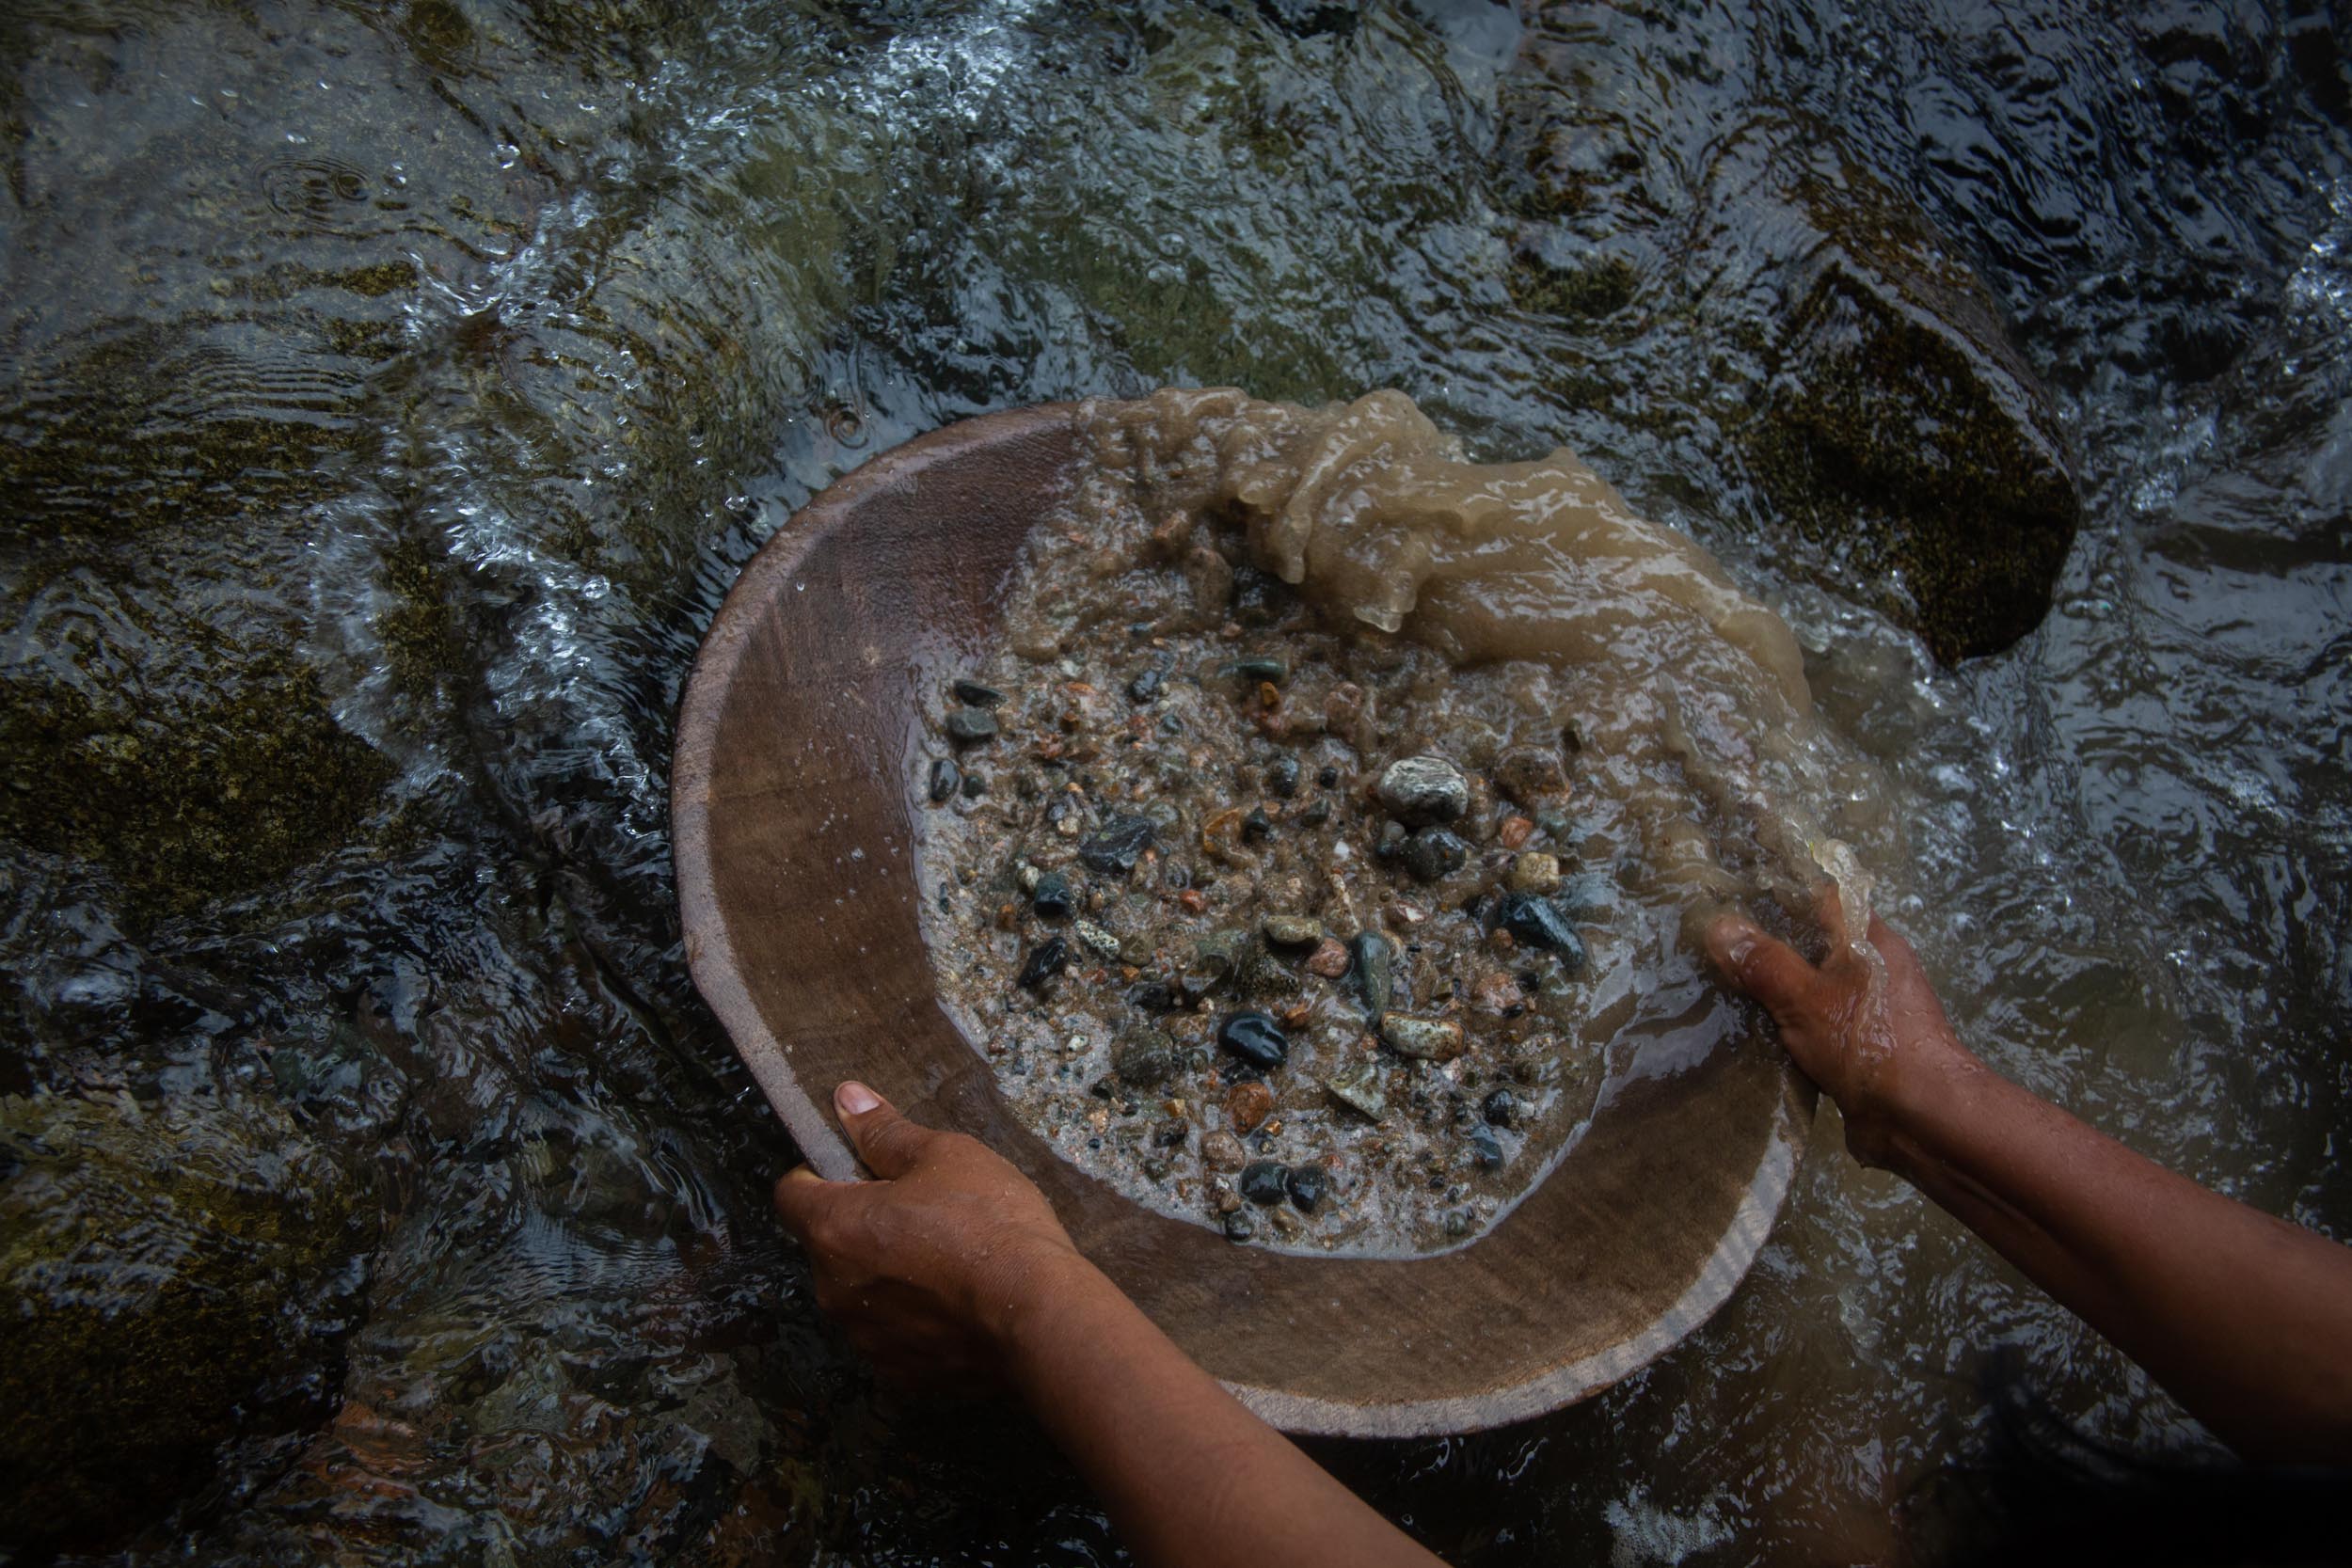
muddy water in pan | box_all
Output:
[0,2,2346,1563]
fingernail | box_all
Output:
[835,1081,881,1117]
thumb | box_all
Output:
[833,1082,935,1180]
[771,1164,851,1248]
[1705,915,1821,1030]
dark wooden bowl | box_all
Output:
[673,403,1812,1436]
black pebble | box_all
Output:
[1032,871,1074,921]
[1225,656,1288,683]
[1152,1118,1192,1148]
[1217,1010,1290,1070]
[1079,815,1158,876]
[927,757,961,804]
[1302,799,1330,826]
[946,706,998,743]
[1239,1161,1291,1206]
[1265,756,1300,797]
[1240,806,1273,843]
[961,770,988,798]
[1400,826,1468,882]
[1468,1124,1504,1169]
[1018,936,1069,990]
[1285,1164,1328,1213]
[1127,665,1165,704]
[1316,765,1340,789]
[1497,892,1589,972]
[1482,1087,1518,1128]
[1125,978,1180,1013]
[953,679,1007,707]
[1223,1211,1257,1243]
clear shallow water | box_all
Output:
[0,1,2346,1563]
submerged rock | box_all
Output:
[0,1090,370,1557]
[1745,166,2080,662]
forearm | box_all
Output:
[1883,1052,2352,1463]
[989,1251,1444,1568]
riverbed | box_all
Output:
[2,2,2346,1563]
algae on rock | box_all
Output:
[1499,9,2082,662]
[0,1088,373,1557]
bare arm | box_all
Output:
[772,1083,1446,1568]
[1708,899,2352,1465]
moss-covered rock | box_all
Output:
[1740,165,2080,663]
[0,1088,371,1557]
[1499,13,2081,663]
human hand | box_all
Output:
[1704,890,1978,1169]
[772,1083,1090,1392]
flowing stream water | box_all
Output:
[2,2,2347,1563]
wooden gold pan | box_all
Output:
[672,402,1811,1436]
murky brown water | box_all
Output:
[3,2,2347,1563]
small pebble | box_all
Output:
[1074,918,1122,958]
[1496,892,1587,971]
[1285,1163,1329,1213]
[927,757,961,804]
[1079,815,1158,876]
[1223,1211,1257,1243]
[1216,1010,1290,1070]
[1316,765,1340,789]
[1127,665,1165,703]
[1491,744,1566,805]
[1375,754,1470,826]
[1224,656,1288,684]
[1482,1087,1518,1128]
[1378,1014,1466,1062]
[1507,851,1563,895]
[1115,1029,1176,1088]
[1152,1117,1192,1148]
[1467,1123,1504,1169]
[1126,978,1180,1013]
[1470,973,1523,1017]
[1265,756,1301,797]
[961,770,988,798]
[1032,872,1074,920]
[1018,936,1068,989]
[1350,931,1394,1017]
[1239,1161,1291,1206]
[953,679,1007,707]
[1201,1131,1248,1170]
[1498,815,1534,849]
[1301,799,1330,825]
[1305,938,1350,978]
[1225,1079,1275,1132]
[1400,826,1469,883]
[1444,1210,1473,1240]
[1325,1061,1389,1121]
[1263,914,1323,947]
[1240,806,1273,844]
[946,706,998,743]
